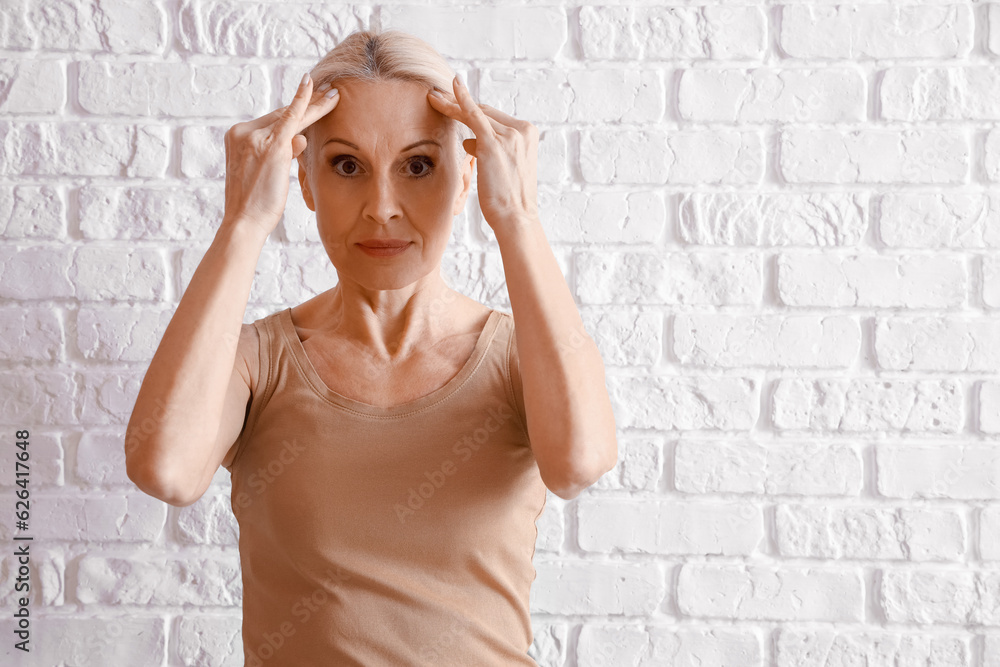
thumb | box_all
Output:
[292,134,307,159]
[276,74,313,140]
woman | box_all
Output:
[124,28,618,665]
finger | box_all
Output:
[477,103,521,129]
[449,76,497,141]
[295,87,340,134]
[274,73,315,140]
[429,88,504,135]
[246,84,340,132]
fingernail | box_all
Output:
[300,72,310,87]
[317,82,331,93]
[429,88,442,97]
[454,75,465,87]
[325,87,338,99]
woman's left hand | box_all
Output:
[427,76,539,232]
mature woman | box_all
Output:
[125,28,617,665]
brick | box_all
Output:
[76,554,241,605]
[777,254,966,308]
[531,560,664,615]
[174,614,243,667]
[985,256,1000,307]
[580,309,661,369]
[675,441,863,496]
[528,623,569,667]
[177,492,239,546]
[579,6,765,60]
[17,0,166,53]
[78,369,143,426]
[0,122,169,178]
[610,376,758,431]
[674,314,860,368]
[78,62,268,117]
[877,444,1000,499]
[775,628,970,667]
[481,68,665,124]
[538,189,665,244]
[75,306,171,363]
[780,5,972,59]
[179,2,367,57]
[679,192,868,246]
[180,125,226,180]
[875,317,1000,371]
[0,371,76,425]
[581,129,762,185]
[0,185,65,239]
[382,5,566,60]
[880,568,1000,624]
[980,507,1000,560]
[0,59,64,113]
[780,128,968,184]
[992,5,1000,56]
[0,494,165,542]
[772,378,963,433]
[576,251,761,305]
[0,430,63,487]
[878,192,1000,247]
[578,624,762,667]
[987,128,1000,182]
[0,306,62,361]
[578,498,763,555]
[677,563,864,621]
[982,382,1000,433]
[775,504,965,561]
[72,247,167,301]
[0,246,73,299]
[79,186,224,240]
[679,68,864,123]
[77,431,129,487]
[0,615,166,667]
[882,67,1000,121]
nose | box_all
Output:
[362,171,402,225]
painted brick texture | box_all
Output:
[1,2,997,666]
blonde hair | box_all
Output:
[301,28,472,171]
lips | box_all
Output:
[358,239,411,248]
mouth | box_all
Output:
[357,239,411,248]
[356,240,412,257]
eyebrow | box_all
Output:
[322,138,441,152]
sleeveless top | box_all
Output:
[224,306,548,666]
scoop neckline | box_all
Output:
[277,306,502,418]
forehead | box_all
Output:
[311,78,452,150]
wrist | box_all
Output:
[217,215,273,249]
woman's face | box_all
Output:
[297,78,474,291]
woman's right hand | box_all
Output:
[221,73,340,239]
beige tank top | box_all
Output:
[224,306,547,666]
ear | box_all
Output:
[297,156,315,212]
[452,152,475,216]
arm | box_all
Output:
[125,221,266,506]
[497,218,619,500]
[125,72,340,506]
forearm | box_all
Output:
[125,219,266,497]
[493,216,618,498]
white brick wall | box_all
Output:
[1,1,998,666]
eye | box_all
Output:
[406,156,435,178]
[330,155,362,177]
